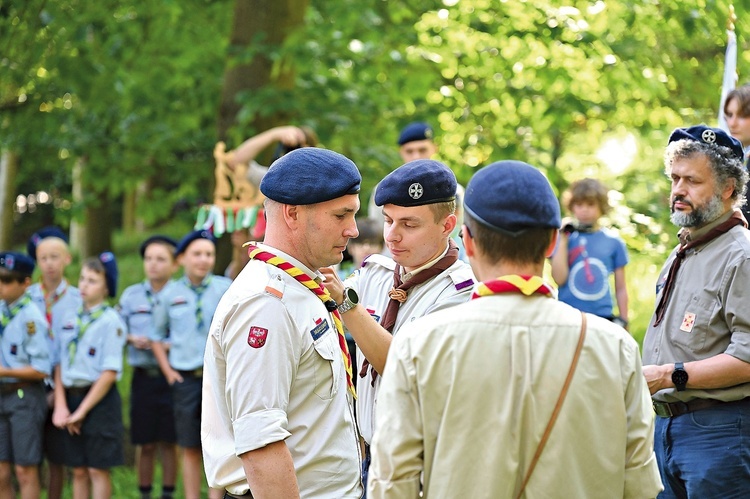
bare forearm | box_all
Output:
[53,365,67,408]
[151,342,173,376]
[643,353,750,394]
[549,235,569,285]
[75,370,117,416]
[0,365,47,381]
[240,440,300,499]
[341,305,393,374]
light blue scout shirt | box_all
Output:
[28,281,82,367]
[152,274,231,371]
[58,304,127,387]
[0,293,51,382]
[119,281,166,369]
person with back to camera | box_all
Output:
[642,125,750,497]
[201,148,363,498]
[550,178,629,327]
[367,160,662,498]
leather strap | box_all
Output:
[514,312,587,499]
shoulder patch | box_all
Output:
[264,274,286,299]
[27,321,36,335]
[449,265,476,291]
[363,253,397,271]
[171,296,188,306]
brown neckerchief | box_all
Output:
[360,239,459,385]
[653,210,746,327]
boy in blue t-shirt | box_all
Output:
[551,178,629,327]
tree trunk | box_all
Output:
[69,156,113,258]
[0,149,18,249]
[70,157,86,257]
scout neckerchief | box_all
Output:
[247,244,356,398]
[69,304,107,364]
[653,210,746,327]
[184,275,212,330]
[472,274,555,300]
[143,281,155,308]
[360,239,459,386]
[0,293,32,337]
[42,279,68,327]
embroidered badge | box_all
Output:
[680,312,696,333]
[27,321,36,335]
[247,326,268,349]
[310,317,330,341]
[171,297,188,306]
[117,328,123,337]
[62,321,75,330]
[408,182,423,200]
[88,347,96,356]
[10,344,17,355]
[366,307,381,322]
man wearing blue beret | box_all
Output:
[202,148,363,498]
[322,158,475,492]
[642,125,750,497]
[367,160,662,498]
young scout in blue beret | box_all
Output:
[119,236,179,499]
[26,226,82,498]
[321,159,476,491]
[151,230,231,499]
[367,161,661,498]
[202,148,363,498]
[52,252,127,499]
[0,251,51,498]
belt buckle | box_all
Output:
[653,401,674,418]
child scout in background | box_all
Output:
[151,230,231,499]
[27,226,82,499]
[550,178,630,328]
[0,252,51,499]
[52,252,127,499]
[119,236,179,499]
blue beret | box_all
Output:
[375,159,457,207]
[175,230,215,257]
[0,252,35,276]
[668,125,744,162]
[260,148,361,205]
[98,251,118,298]
[464,161,561,234]
[140,235,178,258]
[398,122,434,146]
[27,226,68,261]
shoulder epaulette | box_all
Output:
[363,253,397,271]
[264,273,286,300]
[449,265,476,292]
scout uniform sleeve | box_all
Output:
[150,289,169,342]
[722,258,750,363]
[25,314,52,376]
[368,329,422,499]
[99,312,127,374]
[221,295,303,456]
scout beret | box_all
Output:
[668,125,744,162]
[398,122,434,146]
[464,160,561,235]
[98,251,119,298]
[0,251,35,276]
[374,159,457,207]
[139,235,178,258]
[175,230,215,257]
[260,148,361,205]
[27,226,68,261]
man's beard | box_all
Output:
[670,194,725,228]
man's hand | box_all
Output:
[274,126,307,148]
[320,267,345,304]
[642,364,672,395]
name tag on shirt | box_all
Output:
[310,318,330,341]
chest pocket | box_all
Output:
[673,294,714,351]
[312,329,341,401]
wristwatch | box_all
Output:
[337,288,359,315]
[672,362,689,392]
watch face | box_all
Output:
[345,288,359,305]
[672,369,689,387]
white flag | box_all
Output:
[718,29,738,132]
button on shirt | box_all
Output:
[345,253,475,444]
[58,305,127,387]
[0,296,51,382]
[202,245,362,498]
[119,281,166,368]
[152,275,231,371]
[28,281,82,367]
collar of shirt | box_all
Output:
[401,241,450,282]
[82,303,106,316]
[678,209,735,246]
[255,243,323,283]
[48,279,68,296]
[182,273,213,288]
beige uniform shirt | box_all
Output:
[369,294,662,498]
[345,252,475,444]
[202,245,362,498]
[643,212,750,403]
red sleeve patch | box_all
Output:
[247,326,269,349]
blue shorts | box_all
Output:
[171,373,202,448]
[61,385,124,469]
[0,382,47,465]
[130,367,176,445]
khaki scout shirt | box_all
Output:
[643,210,750,403]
